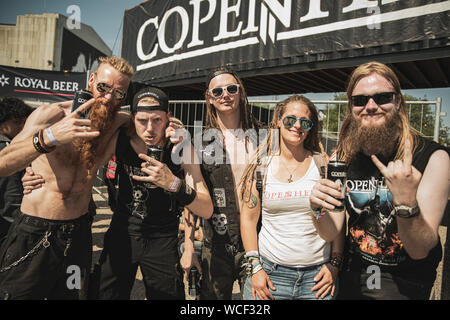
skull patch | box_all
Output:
[211,213,228,235]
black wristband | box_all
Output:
[32,131,48,154]
[329,254,343,271]
[173,179,197,206]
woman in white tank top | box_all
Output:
[239,95,346,300]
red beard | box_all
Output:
[74,96,118,174]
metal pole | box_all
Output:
[434,97,442,142]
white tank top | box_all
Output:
[258,156,331,267]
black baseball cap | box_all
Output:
[132,86,169,114]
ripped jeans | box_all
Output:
[0,212,92,300]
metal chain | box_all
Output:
[0,231,51,273]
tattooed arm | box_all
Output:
[240,179,276,300]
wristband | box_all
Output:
[329,253,343,271]
[245,250,259,258]
[44,127,59,146]
[312,207,328,220]
[173,179,197,206]
[168,176,182,193]
[32,131,49,154]
[38,129,56,153]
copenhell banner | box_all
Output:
[0,65,86,102]
[122,0,450,84]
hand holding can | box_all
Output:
[327,161,347,211]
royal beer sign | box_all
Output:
[122,0,450,83]
[0,65,86,102]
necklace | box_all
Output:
[279,157,300,183]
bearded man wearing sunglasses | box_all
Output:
[181,67,262,300]
[0,56,134,299]
[310,61,449,300]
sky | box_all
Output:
[0,0,449,130]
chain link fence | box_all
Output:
[169,98,442,155]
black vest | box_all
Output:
[196,125,263,250]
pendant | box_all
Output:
[287,175,293,183]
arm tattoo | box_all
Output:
[245,193,258,209]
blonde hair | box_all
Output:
[336,61,421,163]
[138,97,159,105]
[98,56,134,78]
[239,95,324,201]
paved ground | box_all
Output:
[91,193,448,300]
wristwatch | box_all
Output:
[391,204,420,218]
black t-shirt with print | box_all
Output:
[113,128,182,238]
[344,136,449,282]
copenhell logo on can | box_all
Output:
[330,171,347,178]
[77,98,89,104]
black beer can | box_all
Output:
[71,89,93,119]
[327,161,347,210]
[146,145,164,189]
[147,145,163,162]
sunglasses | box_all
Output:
[281,116,314,131]
[351,92,396,107]
[209,84,240,98]
[96,82,127,101]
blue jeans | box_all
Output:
[243,256,337,300]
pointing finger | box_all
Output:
[71,98,95,118]
[371,154,387,176]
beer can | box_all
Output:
[147,145,163,162]
[71,89,93,119]
[146,145,164,189]
[327,161,347,210]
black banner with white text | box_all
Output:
[0,65,86,102]
[122,0,450,84]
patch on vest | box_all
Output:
[211,213,228,235]
[213,188,226,208]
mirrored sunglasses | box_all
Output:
[351,92,396,107]
[96,82,127,101]
[281,116,314,130]
[209,84,240,98]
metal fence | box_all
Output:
[169,98,442,155]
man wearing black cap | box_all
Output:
[95,86,213,300]
[181,67,261,299]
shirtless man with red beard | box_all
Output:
[310,61,449,300]
[0,56,133,299]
